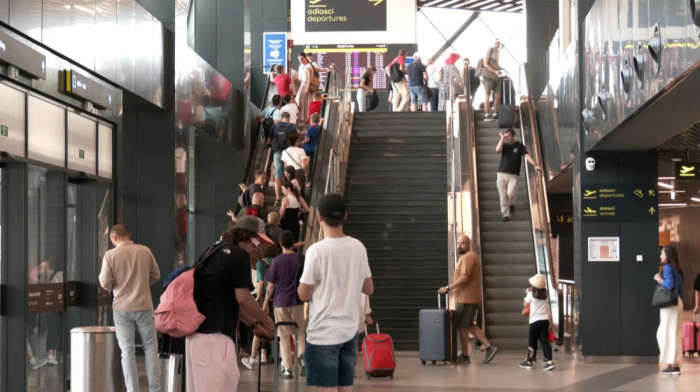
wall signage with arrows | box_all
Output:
[305,0,386,32]
[581,183,657,221]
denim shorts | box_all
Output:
[305,335,357,387]
[273,151,284,179]
[409,85,428,105]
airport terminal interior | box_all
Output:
[1,0,700,391]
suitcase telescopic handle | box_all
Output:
[364,321,380,336]
[438,292,449,309]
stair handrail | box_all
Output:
[517,62,562,343]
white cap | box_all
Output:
[413,52,420,59]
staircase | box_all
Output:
[473,109,537,350]
[343,111,448,351]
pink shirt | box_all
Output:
[274,74,292,97]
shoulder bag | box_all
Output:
[651,283,678,308]
[308,64,321,93]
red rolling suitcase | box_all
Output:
[682,314,699,357]
[361,322,396,379]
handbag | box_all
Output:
[651,284,678,308]
[308,64,321,93]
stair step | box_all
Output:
[481,242,534,254]
[484,275,534,287]
[481,253,535,265]
[347,170,446,179]
[353,129,445,137]
[486,312,531,326]
[483,264,537,277]
[486,325,530,339]
[484,288,529,300]
[349,163,447,172]
[483,299,525,313]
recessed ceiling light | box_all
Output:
[659,203,688,207]
[691,197,700,202]
[658,182,674,189]
[671,158,682,162]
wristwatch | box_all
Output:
[445,285,450,292]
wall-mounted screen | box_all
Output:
[304,44,389,90]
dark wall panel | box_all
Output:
[525,0,558,101]
[194,0,218,71]
[138,0,175,31]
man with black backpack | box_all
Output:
[267,112,298,205]
[257,94,282,138]
[384,49,409,112]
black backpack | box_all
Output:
[261,109,277,140]
[368,90,379,111]
[389,62,404,83]
[270,123,291,152]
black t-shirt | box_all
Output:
[361,74,372,89]
[497,141,528,175]
[407,61,427,87]
[193,243,253,342]
[694,273,700,291]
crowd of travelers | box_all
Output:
[94,44,700,392]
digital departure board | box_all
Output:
[304,44,389,90]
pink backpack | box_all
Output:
[154,241,225,337]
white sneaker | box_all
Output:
[47,353,58,365]
[29,357,48,370]
[241,356,258,370]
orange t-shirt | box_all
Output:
[453,251,482,304]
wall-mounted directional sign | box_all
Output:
[59,69,115,110]
[581,183,657,221]
[674,162,699,179]
[305,0,387,32]
[0,30,46,79]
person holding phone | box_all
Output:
[495,128,541,222]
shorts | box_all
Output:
[409,85,428,105]
[454,303,479,328]
[305,335,357,387]
[273,150,284,180]
[482,77,502,95]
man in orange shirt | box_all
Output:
[438,235,498,364]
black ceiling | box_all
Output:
[417,0,523,13]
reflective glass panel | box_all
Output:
[26,165,66,390]
[27,96,66,168]
[0,82,26,157]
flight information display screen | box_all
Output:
[304,44,389,90]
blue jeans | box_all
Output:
[409,85,428,105]
[273,150,284,179]
[113,309,162,392]
[305,335,357,387]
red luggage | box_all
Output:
[361,323,396,379]
[682,314,699,357]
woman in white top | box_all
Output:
[295,52,314,123]
[279,181,310,242]
[281,133,309,173]
[425,59,441,112]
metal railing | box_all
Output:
[517,62,562,344]
[302,65,354,246]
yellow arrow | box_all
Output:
[369,0,384,6]
[567,216,574,223]
[649,207,656,215]
[648,190,655,197]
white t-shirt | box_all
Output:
[426,64,441,89]
[282,146,307,170]
[298,63,312,83]
[358,293,372,333]
[300,236,372,345]
[280,103,299,123]
[524,290,550,324]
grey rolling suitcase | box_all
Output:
[419,293,457,365]
[498,77,517,128]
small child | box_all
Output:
[520,274,555,371]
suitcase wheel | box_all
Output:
[390,371,394,380]
[420,359,426,365]
[366,371,371,380]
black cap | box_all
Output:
[317,193,347,222]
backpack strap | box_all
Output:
[194,241,229,270]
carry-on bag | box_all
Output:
[159,334,184,392]
[362,322,396,379]
[498,76,517,128]
[419,293,457,364]
[682,313,699,357]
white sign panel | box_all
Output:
[588,237,620,262]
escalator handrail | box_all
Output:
[517,62,563,343]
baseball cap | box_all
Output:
[234,216,274,246]
[413,52,420,59]
[317,193,347,222]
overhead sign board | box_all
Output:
[674,162,699,179]
[59,70,114,110]
[305,0,387,32]
[0,30,46,80]
[263,32,287,73]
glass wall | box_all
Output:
[26,165,66,391]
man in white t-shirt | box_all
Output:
[298,193,373,391]
[282,133,309,174]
